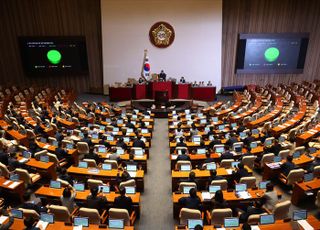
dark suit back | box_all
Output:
[178,196,201,210]
[177,155,190,161]
[86,195,108,214]
[280,161,296,176]
[220,151,234,160]
[132,139,145,148]
[113,195,133,214]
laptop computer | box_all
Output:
[187,219,203,230]
[293,151,301,159]
[98,146,106,153]
[218,125,225,130]
[183,186,195,194]
[123,137,130,143]
[10,174,20,181]
[107,135,114,141]
[11,209,23,219]
[91,133,99,139]
[141,129,148,134]
[99,185,110,193]
[74,183,85,192]
[78,161,88,168]
[50,180,61,189]
[127,164,137,172]
[259,181,270,189]
[108,219,124,229]
[52,140,59,147]
[134,149,144,156]
[264,139,273,147]
[234,146,242,153]
[259,214,275,225]
[73,217,89,227]
[209,135,214,141]
[231,123,237,128]
[125,186,136,194]
[212,117,218,122]
[232,161,240,168]
[113,127,119,132]
[102,163,112,170]
[278,136,286,143]
[235,183,247,192]
[224,217,239,228]
[293,210,307,221]
[250,142,258,149]
[273,156,282,163]
[180,164,191,171]
[116,148,125,155]
[200,119,206,124]
[239,132,247,138]
[40,213,54,223]
[209,185,221,193]
[197,148,206,154]
[215,147,225,153]
[192,136,201,143]
[66,143,73,150]
[127,128,134,134]
[252,129,259,135]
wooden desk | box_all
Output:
[10,219,134,229]
[296,123,320,146]
[0,177,25,202]
[230,96,262,122]
[172,189,264,219]
[262,154,313,180]
[215,93,243,118]
[57,117,76,129]
[171,167,252,191]
[36,141,78,163]
[291,178,320,205]
[0,119,29,146]
[202,102,223,114]
[18,157,57,179]
[67,167,144,192]
[174,215,320,229]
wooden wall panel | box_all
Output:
[222,0,320,87]
[0,0,103,93]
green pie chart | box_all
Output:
[47,49,62,64]
[264,47,280,62]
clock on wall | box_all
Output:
[149,21,175,48]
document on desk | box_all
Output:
[88,168,100,174]
[3,180,11,185]
[171,155,178,160]
[226,169,233,174]
[73,226,82,230]
[201,192,214,200]
[236,191,252,199]
[128,172,137,177]
[250,226,260,230]
[8,181,20,189]
[43,144,50,149]
[298,220,314,230]
[266,162,281,169]
[36,220,49,230]
[0,216,8,224]
[134,155,144,159]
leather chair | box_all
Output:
[18,208,40,219]
[239,176,256,189]
[273,200,291,220]
[210,179,228,190]
[103,160,118,169]
[220,159,234,169]
[48,204,76,223]
[179,208,202,225]
[206,208,232,225]
[78,207,107,224]
[109,208,136,226]
[14,168,41,188]
[83,158,98,168]
[176,160,192,171]
[241,155,256,169]
[178,182,197,193]
[0,162,10,179]
[119,179,136,190]
[87,179,104,189]
[279,168,304,186]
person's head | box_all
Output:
[266,182,274,192]
[181,149,186,155]
[189,188,197,198]
[194,225,203,230]
[206,151,211,158]
[287,155,293,162]
[210,169,217,177]
[214,190,224,203]
[118,137,124,142]
[242,222,251,230]
[129,153,134,160]
[24,216,37,228]
[254,200,263,209]
[83,133,88,138]
[90,186,99,197]
[209,126,214,131]
[179,136,184,143]
[111,147,117,154]
[122,170,130,180]
[238,163,244,170]
[136,134,141,140]
[119,187,126,196]
[60,168,67,175]
[189,171,196,180]
[63,187,72,198]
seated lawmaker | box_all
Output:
[203,151,215,164]
[262,182,279,212]
[211,190,227,209]
[83,151,100,164]
[113,187,133,214]
[176,149,190,161]
[239,201,265,223]
[208,169,224,184]
[116,137,128,150]
[176,137,187,147]
[132,134,145,148]
[178,188,201,211]
[158,70,167,81]
[232,163,249,182]
[86,186,108,214]
[280,155,296,176]
[220,146,234,160]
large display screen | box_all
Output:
[235,33,309,74]
[19,36,89,75]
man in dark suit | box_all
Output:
[125,118,136,130]
[59,168,74,186]
[159,70,167,81]
[280,155,296,176]
[55,142,69,160]
[232,163,249,182]
[225,132,238,147]
[243,132,255,147]
[266,139,282,156]
[203,151,215,164]
[86,186,108,214]
[82,133,93,147]
[113,187,133,214]
[116,137,128,150]
[132,134,145,148]
[0,143,8,165]
[208,169,224,184]
[83,151,100,164]
[239,201,265,223]
[220,147,234,160]
[176,149,190,161]
[178,188,202,211]
[208,135,221,150]
[176,137,187,147]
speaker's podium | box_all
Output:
[148,81,173,99]
[155,90,169,106]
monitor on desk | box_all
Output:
[192,136,201,143]
[50,180,61,189]
[79,132,84,138]
[232,161,240,168]
[308,147,317,154]
[40,213,54,223]
[224,217,240,228]
[209,135,214,141]
[212,117,219,122]
[78,161,88,168]
[259,214,275,225]
[102,163,112,170]
[123,137,130,143]
[127,128,134,133]
[264,139,273,146]
[293,210,307,221]
[235,183,247,192]
[215,146,225,153]
[197,148,206,154]
[185,109,190,114]
[183,186,196,194]
[52,140,59,147]
[105,118,111,123]
[144,121,150,126]
[74,183,85,191]
[231,123,237,128]
[234,146,242,153]
[206,162,216,170]
[127,164,137,172]
[186,114,191,119]
[204,127,210,133]
[239,132,247,138]
[99,185,110,193]
[22,151,31,159]
[304,173,314,182]
[66,143,73,150]
[99,125,105,130]
[125,186,136,194]
[74,217,89,227]
[113,127,119,132]
[187,219,203,230]
[293,151,301,159]
[134,148,144,156]
[200,119,206,124]
[250,142,258,149]
[218,125,225,130]
[278,136,286,143]
[40,155,49,163]
[273,156,282,163]
[10,174,20,181]
[107,135,114,141]
[98,146,106,153]
[252,129,259,135]
[117,120,123,125]
[180,164,191,171]
[209,185,221,193]
[116,148,125,155]
[132,114,138,119]
[109,219,124,229]
[91,133,99,139]
[40,137,47,143]
[259,181,270,189]
[11,209,23,219]
[141,128,148,134]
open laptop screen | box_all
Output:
[50,180,61,189]
[224,217,239,228]
[74,183,85,192]
[109,219,124,229]
[293,210,307,221]
[40,213,54,223]
[235,183,247,192]
[74,217,89,227]
[187,219,203,230]
[209,185,221,193]
[260,214,275,225]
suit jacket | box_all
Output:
[83,153,100,163]
[55,148,68,160]
[226,137,238,147]
[280,161,296,176]
[113,195,133,214]
[117,142,128,150]
[209,140,222,150]
[176,142,187,147]
[220,151,234,160]
[178,196,201,210]
[132,139,145,148]
[86,195,108,214]
[176,155,190,161]
[233,168,249,182]
[0,151,8,165]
